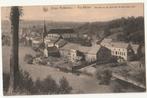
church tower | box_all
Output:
[42,20,48,49]
[42,20,47,43]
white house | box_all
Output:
[101,39,139,61]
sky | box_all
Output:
[1,3,144,22]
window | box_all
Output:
[124,53,125,56]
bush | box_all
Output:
[96,69,112,85]
[34,76,59,94]
[110,79,123,92]
[58,77,72,94]
[18,70,35,94]
[34,76,72,94]
[3,71,72,95]
[24,54,34,64]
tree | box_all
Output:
[34,76,59,94]
[8,6,22,94]
[58,77,72,94]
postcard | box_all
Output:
[1,3,146,95]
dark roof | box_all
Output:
[48,29,75,34]
[47,46,59,53]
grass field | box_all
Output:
[2,46,113,94]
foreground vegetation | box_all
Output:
[3,70,72,95]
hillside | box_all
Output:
[2,16,144,44]
[75,16,144,44]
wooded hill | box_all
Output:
[76,16,144,44]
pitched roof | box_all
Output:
[101,38,112,48]
[48,29,75,34]
[60,43,90,53]
[47,46,59,53]
[88,45,101,54]
[131,44,139,54]
[60,43,101,54]
[32,37,43,44]
[55,39,67,47]
[110,42,129,49]
[102,38,112,43]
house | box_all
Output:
[48,28,78,39]
[45,33,60,40]
[70,49,78,62]
[96,46,112,64]
[60,42,109,64]
[44,46,60,57]
[55,39,67,48]
[84,45,101,63]
[31,37,43,49]
[110,42,131,60]
[44,35,60,47]
[44,39,59,48]
[101,39,140,61]
[70,49,85,63]
[60,43,90,62]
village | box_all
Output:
[1,3,146,95]
[6,20,143,92]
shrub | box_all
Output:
[17,70,35,94]
[34,76,59,94]
[96,69,112,85]
[3,71,72,95]
[24,54,34,64]
[58,77,72,94]
[110,79,123,92]
[34,76,72,94]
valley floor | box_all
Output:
[2,46,112,94]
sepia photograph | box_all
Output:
[1,3,146,95]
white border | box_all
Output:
[0,0,144,6]
[0,0,146,98]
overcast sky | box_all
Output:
[1,3,144,22]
